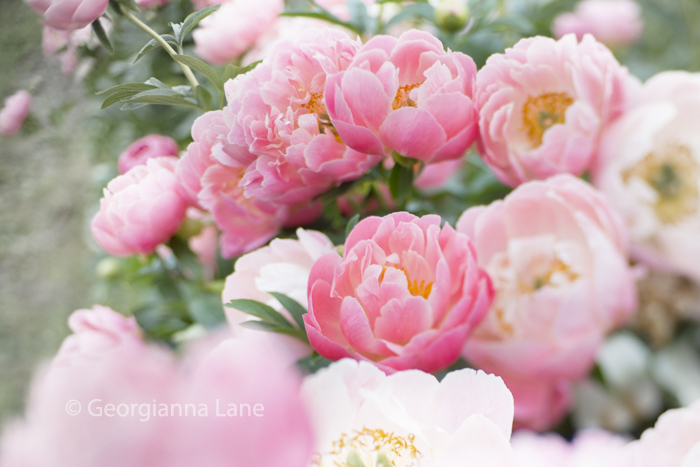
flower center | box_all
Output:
[304,91,327,115]
[523,257,579,293]
[521,92,574,148]
[311,428,422,467]
[623,143,700,224]
[379,265,433,299]
[392,84,421,110]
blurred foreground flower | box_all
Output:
[303,359,514,466]
[0,90,32,136]
[553,0,643,49]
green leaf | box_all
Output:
[268,292,307,332]
[113,0,140,13]
[132,35,179,64]
[91,19,113,54]
[173,54,221,87]
[189,294,226,328]
[222,64,241,83]
[345,213,360,239]
[123,89,200,109]
[385,3,434,30]
[195,85,214,111]
[177,4,221,46]
[347,0,370,34]
[280,11,361,34]
[389,162,415,205]
[239,321,308,342]
[226,299,293,327]
[97,82,158,109]
[296,352,333,374]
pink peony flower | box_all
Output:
[553,0,644,49]
[193,0,284,65]
[25,0,109,31]
[511,428,629,467]
[220,27,381,205]
[302,359,515,467]
[222,228,334,328]
[135,0,172,8]
[0,312,315,467]
[51,306,144,370]
[304,212,494,374]
[325,29,479,163]
[0,90,31,136]
[457,174,637,430]
[42,23,106,75]
[475,34,638,187]
[118,134,180,175]
[621,400,700,467]
[92,156,187,257]
[593,71,700,284]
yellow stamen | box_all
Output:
[521,92,574,147]
[392,84,421,110]
[311,427,422,467]
[379,265,433,299]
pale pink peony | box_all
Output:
[92,156,187,257]
[326,30,479,163]
[135,0,172,8]
[222,228,334,328]
[25,0,109,31]
[511,428,629,467]
[621,400,700,467]
[51,305,144,370]
[193,0,284,65]
[220,28,381,206]
[0,90,31,136]
[553,0,644,49]
[0,313,314,467]
[457,174,637,430]
[593,71,700,284]
[304,212,494,374]
[118,134,179,174]
[302,359,514,466]
[475,34,638,187]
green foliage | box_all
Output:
[226,292,310,343]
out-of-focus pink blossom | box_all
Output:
[593,71,700,284]
[315,0,376,21]
[304,212,494,374]
[193,0,284,65]
[222,228,334,327]
[42,23,109,75]
[326,30,479,164]
[0,310,315,467]
[417,159,465,191]
[475,34,638,187]
[221,28,381,205]
[92,157,187,257]
[553,0,644,48]
[457,174,637,430]
[118,134,179,175]
[25,0,109,31]
[303,359,515,466]
[0,90,31,136]
[620,400,700,467]
[135,0,172,8]
[511,428,629,467]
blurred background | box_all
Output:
[2,0,700,426]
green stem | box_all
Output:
[120,7,200,90]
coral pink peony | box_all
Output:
[553,0,644,48]
[593,71,700,284]
[25,0,109,31]
[0,312,314,467]
[621,400,700,467]
[304,212,494,374]
[457,174,637,430]
[220,28,381,205]
[0,90,32,136]
[302,359,514,466]
[193,0,284,65]
[511,428,629,467]
[325,29,479,163]
[475,34,638,187]
[92,156,187,257]
[222,228,334,327]
[118,134,179,174]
